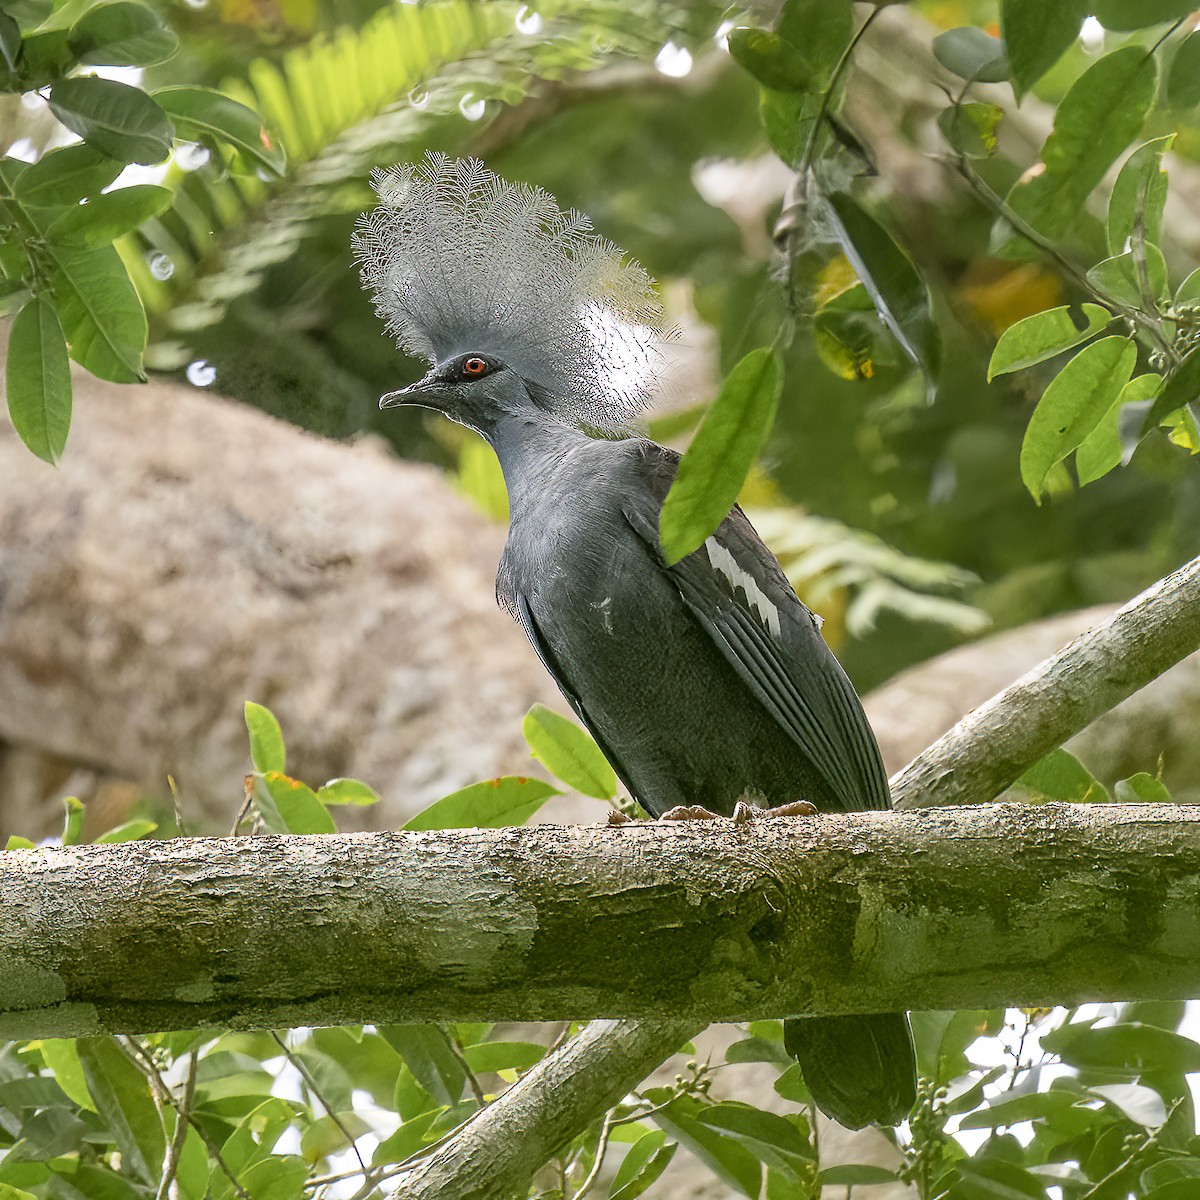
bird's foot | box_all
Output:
[762,799,818,818]
[607,810,632,826]
[658,804,721,821]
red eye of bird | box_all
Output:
[462,357,488,377]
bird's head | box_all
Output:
[380,351,546,436]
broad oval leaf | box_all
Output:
[522,703,617,800]
[694,1102,813,1179]
[1107,135,1174,258]
[244,700,285,773]
[1168,31,1200,109]
[154,85,285,175]
[820,1165,901,1186]
[988,303,1111,379]
[257,771,335,834]
[461,1040,546,1073]
[46,183,173,246]
[315,777,380,806]
[93,818,157,843]
[1001,0,1086,98]
[1013,748,1109,804]
[727,27,811,92]
[1020,336,1136,500]
[1088,1082,1168,1127]
[13,144,123,206]
[648,1093,761,1198]
[1113,772,1172,803]
[48,76,173,165]
[1092,0,1200,30]
[610,1130,678,1200]
[403,776,558,831]
[932,27,1009,83]
[1076,372,1162,484]
[5,295,72,464]
[659,347,782,566]
[378,1025,466,1108]
[1042,1021,1200,1074]
[1086,247,1169,309]
[938,102,1003,159]
[776,0,853,85]
[997,46,1157,255]
[68,1,178,67]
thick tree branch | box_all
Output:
[5,802,1200,1042]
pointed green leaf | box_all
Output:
[5,295,72,463]
[77,1037,166,1186]
[378,1026,466,1107]
[932,27,1009,83]
[938,102,1003,158]
[1092,0,1199,30]
[5,835,35,850]
[1107,136,1174,257]
[14,144,125,206]
[1077,372,1162,484]
[1014,748,1109,803]
[522,704,617,800]
[403,776,558,831]
[776,0,852,83]
[61,796,85,846]
[94,818,157,843]
[659,347,782,566]
[68,2,178,67]
[154,86,285,175]
[694,1103,813,1179]
[47,183,173,246]
[315,777,380,806]
[48,76,172,164]
[820,1165,902,1186]
[727,28,812,92]
[38,1039,94,1110]
[647,1093,761,1198]
[372,1109,440,1167]
[461,1040,546,1073]
[1114,773,1173,803]
[1087,247,1169,308]
[1001,0,1086,97]
[1020,336,1136,500]
[997,47,1157,255]
[823,190,939,375]
[259,771,335,834]
[1168,31,1200,109]
[1140,346,1200,434]
[610,1130,678,1200]
[244,701,285,773]
[0,12,22,71]
[989,304,1112,379]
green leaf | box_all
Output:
[94,818,157,843]
[1176,267,1200,308]
[48,76,172,165]
[989,304,1113,379]
[372,1109,440,1167]
[315,777,380,806]
[37,1040,93,1110]
[1086,247,1169,308]
[1020,336,1137,500]
[48,242,147,382]
[77,1037,166,1186]
[954,1159,1051,1199]
[1077,373,1162,484]
[1107,135,1174,257]
[379,1026,466,1107]
[658,347,782,565]
[154,86,285,175]
[727,28,811,92]
[648,1094,761,1198]
[5,835,35,850]
[1088,1082,1168,1126]
[773,1063,812,1105]
[402,776,558,831]
[0,12,22,71]
[256,772,335,834]
[461,1041,546,1073]
[239,1155,308,1200]
[820,1165,901,1185]
[1014,748,1109,803]
[1168,31,1200,108]
[60,796,84,845]
[1001,0,1086,97]
[1114,772,1172,803]
[776,0,852,83]
[823,190,940,375]
[13,145,124,210]
[610,1130,678,1200]
[68,2,178,66]
[47,183,173,246]
[1042,1021,1200,1074]
[1092,0,1200,30]
[932,27,1009,83]
[938,102,1003,158]
[244,701,285,773]
[724,1036,794,1066]
[1140,345,1200,433]
[521,704,616,800]
[694,1103,813,1179]
[5,295,71,464]
[0,1185,37,1200]
[997,46,1157,254]
[911,1009,1006,1083]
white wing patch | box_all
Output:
[704,537,782,638]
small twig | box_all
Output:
[156,1049,198,1200]
[270,1031,368,1176]
[437,1026,486,1108]
[568,1110,615,1200]
[1078,1097,1185,1200]
[231,775,255,836]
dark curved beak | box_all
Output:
[379,370,445,410]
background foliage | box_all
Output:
[5,0,1200,1196]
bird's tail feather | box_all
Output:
[783,1012,917,1130]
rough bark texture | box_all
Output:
[4,802,1200,1042]
[890,555,1200,808]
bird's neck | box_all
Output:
[488,412,596,515]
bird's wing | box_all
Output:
[621,442,890,812]
[513,592,643,804]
